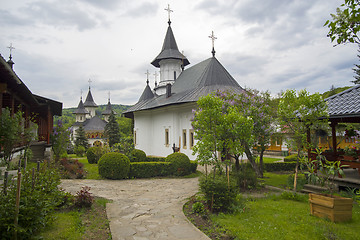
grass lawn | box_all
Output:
[212,194,360,240]
[262,172,290,189]
[39,197,111,240]
[262,157,282,163]
[68,154,103,180]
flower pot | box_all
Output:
[309,193,353,222]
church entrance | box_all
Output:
[93,140,102,147]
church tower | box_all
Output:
[83,86,98,118]
[73,97,89,122]
[151,4,189,95]
[102,96,116,122]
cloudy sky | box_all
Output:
[0,0,358,108]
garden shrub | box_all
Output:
[287,173,307,191]
[199,174,238,213]
[284,154,298,162]
[98,152,130,179]
[75,186,94,208]
[60,158,84,179]
[0,165,66,239]
[146,156,166,162]
[190,160,198,173]
[75,145,86,157]
[165,152,191,176]
[87,146,104,164]
[264,162,297,172]
[129,149,147,162]
[129,162,172,178]
[231,164,258,190]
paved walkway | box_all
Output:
[60,178,210,240]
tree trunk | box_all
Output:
[244,145,262,177]
[258,149,265,178]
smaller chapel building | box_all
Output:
[72,87,115,147]
[124,10,245,160]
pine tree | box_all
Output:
[104,111,121,147]
[352,48,360,84]
[75,124,89,149]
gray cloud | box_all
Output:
[123,2,159,18]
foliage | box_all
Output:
[76,157,102,180]
[74,145,86,157]
[104,111,121,147]
[322,86,352,99]
[117,116,133,137]
[60,158,85,179]
[165,152,192,176]
[192,202,206,214]
[287,174,307,191]
[51,119,71,162]
[284,154,298,162]
[129,162,172,178]
[190,160,198,173]
[0,164,66,239]
[86,146,105,164]
[324,0,360,45]
[231,164,258,190]
[145,156,166,162]
[264,162,298,172]
[111,136,134,156]
[74,124,88,150]
[353,48,360,84]
[199,174,238,213]
[192,92,254,173]
[129,149,147,162]
[75,186,94,208]
[98,152,130,179]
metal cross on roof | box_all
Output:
[7,43,15,58]
[108,91,111,101]
[164,4,173,23]
[80,89,83,100]
[88,79,92,89]
[208,31,217,57]
[154,71,158,84]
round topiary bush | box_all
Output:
[165,152,191,176]
[86,146,104,164]
[130,149,146,162]
[98,152,130,179]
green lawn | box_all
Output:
[212,195,360,239]
[262,172,290,188]
[262,157,282,163]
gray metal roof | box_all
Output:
[138,84,155,102]
[124,56,244,115]
[83,116,106,131]
[84,87,97,107]
[73,99,89,114]
[102,99,116,115]
[325,85,360,118]
[151,23,189,68]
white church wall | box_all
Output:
[133,102,198,160]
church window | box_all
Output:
[189,129,194,148]
[174,71,177,80]
[80,116,83,121]
[165,129,169,147]
[134,131,137,145]
[183,129,187,149]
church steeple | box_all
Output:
[73,96,89,122]
[151,4,189,96]
[138,70,155,102]
[102,92,115,122]
[83,80,98,118]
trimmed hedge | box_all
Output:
[165,152,191,176]
[86,146,104,164]
[264,162,297,172]
[129,162,172,178]
[284,154,298,163]
[146,156,166,162]
[98,152,130,179]
[130,149,147,162]
[190,160,198,173]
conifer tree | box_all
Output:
[352,48,360,84]
[104,111,121,147]
[75,124,89,149]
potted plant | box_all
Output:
[305,148,353,222]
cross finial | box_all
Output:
[7,43,15,59]
[208,31,217,57]
[80,89,83,100]
[88,79,92,89]
[145,70,150,85]
[108,91,111,101]
[164,4,173,25]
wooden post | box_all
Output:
[14,171,22,240]
[3,171,8,195]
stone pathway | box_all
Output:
[60,178,210,240]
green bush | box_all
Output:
[284,154,298,162]
[199,175,238,213]
[264,162,297,172]
[146,156,166,162]
[190,160,198,173]
[75,145,86,157]
[165,152,191,176]
[129,162,172,178]
[98,152,130,179]
[231,164,258,190]
[287,174,307,191]
[129,149,146,162]
[86,146,104,164]
[0,165,66,239]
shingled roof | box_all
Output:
[124,56,244,117]
[84,87,97,107]
[73,98,89,114]
[138,83,155,102]
[325,85,360,119]
[102,99,116,115]
[151,23,189,68]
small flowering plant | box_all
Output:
[344,146,358,158]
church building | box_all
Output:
[72,86,115,147]
[124,7,245,160]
